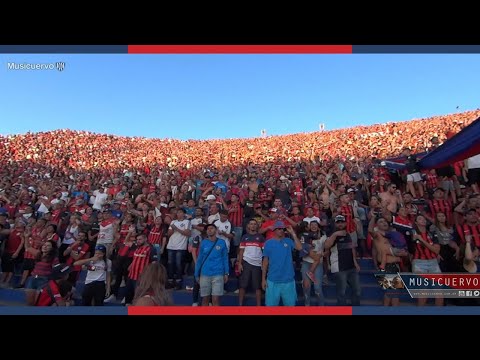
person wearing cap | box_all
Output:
[34,263,73,306]
[259,208,285,240]
[194,223,229,306]
[262,222,302,306]
[325,215,361,306]
[204,193,217,208]
[74,244,112,306]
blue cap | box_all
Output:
[95,245,107,253]
[272,221,286,230]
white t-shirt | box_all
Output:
[208,213,220,225]
[214,219,232,251]
[98,219,116,245]
[167,219,191,250]
[92,190,108,210]
[190,217,203,239]
[62,225,79,245]
[85,259,112,285]
[303,234,327,264]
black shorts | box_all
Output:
[22,258,35,272]
[1,253,16,273]
[468,168,480,186]
[239,261,262,290]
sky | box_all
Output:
[0,54,479,140]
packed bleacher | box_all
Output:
[0,109,479,307]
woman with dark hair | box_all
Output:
[25,240,58,305]
[132,262,173,306]
[45,224,60,245]
[429,212,456,271]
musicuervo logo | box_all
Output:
[7,62,66,72]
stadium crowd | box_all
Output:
[0,109,479,307]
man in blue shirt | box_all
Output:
[194,223,229,306]
[262,221,302,306]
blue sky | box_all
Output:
[0,54,479,140]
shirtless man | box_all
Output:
[369,216,407,306]
[380,183,400,215]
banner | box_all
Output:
[375,273,480,299]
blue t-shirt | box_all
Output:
[194,238,229,278]
[263,238,295,283]
[214,182,228,194]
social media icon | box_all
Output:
[474,290,480,297]
[458,291,465,297]
[466,291,473,297]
